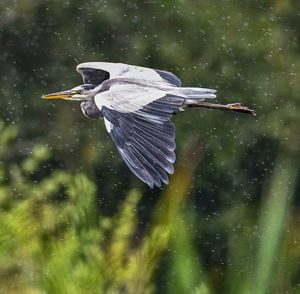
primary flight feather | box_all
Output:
[42,62,254,188]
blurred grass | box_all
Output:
[1,119,298,293]
[0,122,213,293]
[167,209,211,294]
[245,148,299,294]
[0,122,208,293]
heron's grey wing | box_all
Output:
[76,64,110,84]
[77,62,182,87]
[101,95,184,188]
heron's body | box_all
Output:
[43,62,254,188]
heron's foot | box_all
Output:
[227,103,242,108]
[226,103,256,115]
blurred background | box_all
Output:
[0,1,299,293]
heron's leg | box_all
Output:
[183,100,255,115]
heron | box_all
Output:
[42,62,254,188]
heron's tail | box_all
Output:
[169,87,217,99]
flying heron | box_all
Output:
[42,62,254,188]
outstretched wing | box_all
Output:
[77,62,182,87]
[95,85,184,187]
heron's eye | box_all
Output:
[75,88,84,94]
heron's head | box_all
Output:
[42,84,97,101]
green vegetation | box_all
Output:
[0,1,299,293]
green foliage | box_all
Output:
[1,120,299,293]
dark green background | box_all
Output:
[0,1,299,293]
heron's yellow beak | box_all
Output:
[42,90,80,100]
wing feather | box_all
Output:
[101,95,184,188]
[154,69,182,87]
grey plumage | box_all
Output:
[154,69,182,87]
[77,67,109,85]
[42,62,254,188]
[101,95,183,188]
[80,100,103,119]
